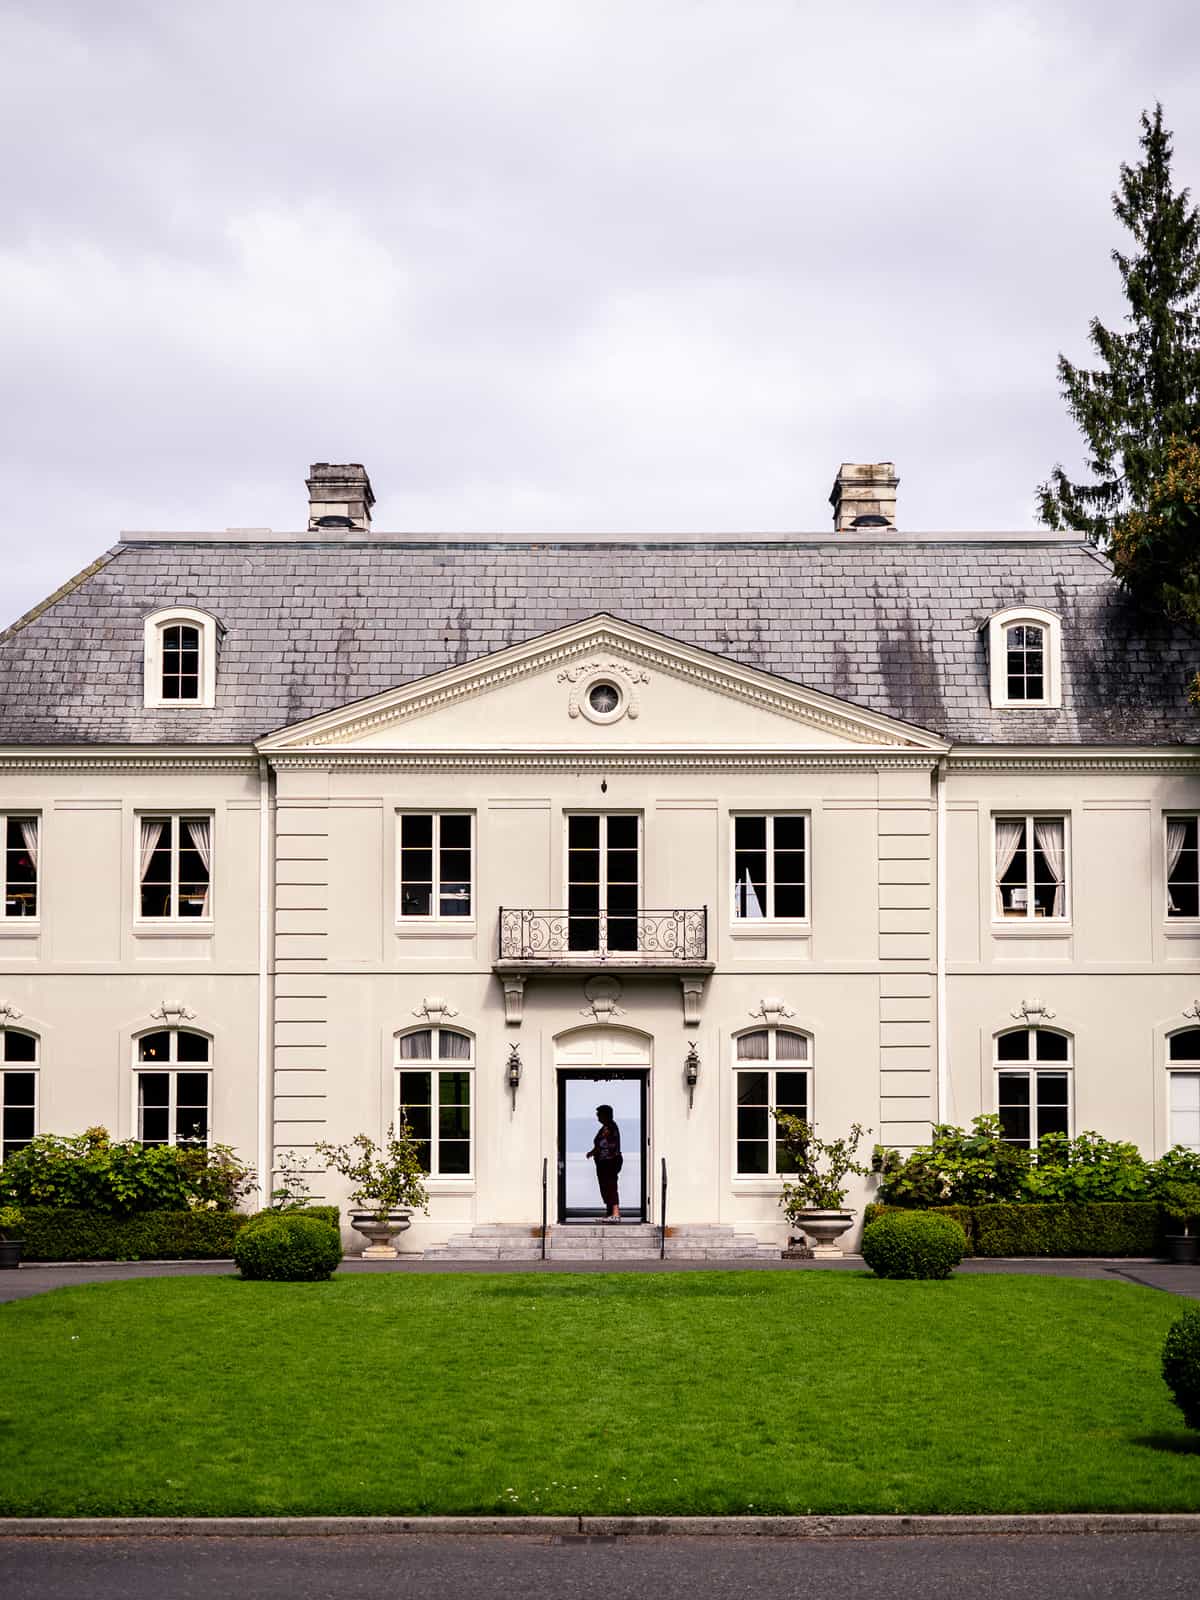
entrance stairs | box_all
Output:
[421,1222,777,1262]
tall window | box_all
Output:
[397,814,473,919]
[567,813,640,952]
[1168,1031,1200,1152]
[136,1030,211,1146]
[1004,623,1045,701]
[734,1029,811,1177]
[733,815,807,921]
[396,1028,473,1176]
[2,815,38,918]
[1166,816,1199,918]
[1,1030,37,1161]
[994,815,1068,919]
[139,815,212,919]
[995,1028,1071,1147]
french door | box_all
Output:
[567,813,640,953]
[557,1069,649,1222]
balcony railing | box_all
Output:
[497,907,708,964]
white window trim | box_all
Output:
[987,606,1062,709]
[394,811,475,926]
[132,1031,213,1148]
[991,812,1071,925]
[1,1033,39,1163]
[134,812,214,926]
[0,811,40,925]
[143,607,218,709]
[562,811,643,953]
[1167,1069,1200,1153]
[993,1027,1073,1149]
[1165,813,1200,924]
[730,812,810,925]
[394,1027,475,1181]
[730,1028,813,1185]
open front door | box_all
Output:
[557,1069,648,1223]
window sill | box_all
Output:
[729,923,811,939]
[731,1180,786,1196]
[133,922,215,940]
[423,1180,475,1196]
[990,922,1073,940]
[142,699,215,711]
[1164,921,1200,939]
[394,921,477,940]
[0,921,40,939]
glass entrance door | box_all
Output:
[566,814,640,952]
[557,1070,647,1222]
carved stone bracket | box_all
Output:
[681,976,706,1025]
[413,995,460,1025]
[502,974,526,1025]
[150,1001,197,1023]
[750,997,795,1025]
[0,1001,23,1024]
[582,976,625,1022]
[1010,999,1056,1024]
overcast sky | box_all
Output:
[3,0,1199,625]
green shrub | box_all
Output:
[1162,1306,1200,1431]
[234,1214,342,1282]
[0,1127,253,1215]
[0,1203,23,1238]
[863,1202,976,1252]
[20,1207,247,1261]
[861,1210,966,1279]
[972,1202,1160,1257]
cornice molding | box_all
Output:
[948,750,1200,772]
[265,749,944,772]
[0,750,258,771]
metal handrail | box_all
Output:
[498,906,707,962]
[541,1156,548,1260]
[660,1156,668,1260]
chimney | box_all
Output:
[829,462,898,531]
[306,462,375,531]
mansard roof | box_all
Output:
[1,529,1197,746]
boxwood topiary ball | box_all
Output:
[234,1213,342,1282]
[1162,1305,1200,1431]
[861,1210,967,1280]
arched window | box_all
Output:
[135,1029,211,1146]
[1,1028,37,1161]
[143,608,219,708]
[395,1027,474,1178]
[994,1027,1071,1147]
[1167,1030,1200,1152]
[732,1028,811,1177]
[987,607,1062,709]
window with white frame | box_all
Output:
[732,815,807,921]
[994,815,1068,920]
[987,607,1062,709]
[138,815,212,920]
[2,814,38,919]
[396,1028,473,1176]
[135,1030,211,1146]
[734,1029,811,1176]
[1,1029,37,1161]
[1166,815,1199,919]
[1167,1030,1200,1151]
[143,608,218,709]
[397,814,473,919]
[995,1028,1071,1147]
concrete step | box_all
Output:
[420,1221,777,1262]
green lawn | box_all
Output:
[1,1272,1198,1516]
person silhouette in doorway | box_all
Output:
[585,1103,623,1221]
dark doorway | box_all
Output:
[557,1069,648,1222]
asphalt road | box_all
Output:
[5,1533,1200,1600]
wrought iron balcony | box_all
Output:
[496,907,709,967]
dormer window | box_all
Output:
[143,608,218,709]
[987,607,1061,709]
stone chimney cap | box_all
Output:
[829,462,898,532]
[306,462,375,532]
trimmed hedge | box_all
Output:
[234,1214,342,1282]
[19,1204,340,1262]
[863,1200,1161,1257]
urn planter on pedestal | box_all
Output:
[793,1209,856,1258]
[315,1124,429,1261]
[772,1115,869,1261]
[350,1210,413,1260]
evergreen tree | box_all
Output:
[1039,105,1200,541]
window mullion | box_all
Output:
[1025,814,1035,920]
[765,816,775,920]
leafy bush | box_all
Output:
[1162,1306,1200,1431]
[771,1117,869,1215]
[1020,1132,1151,1202]
[863,1202,976,1253]
[0,1203,22,1238]
[1158,1180,1200,1235]
[20,1207,247,1261]
[861,1211,966,1279]
[878,1117,1030,1206]
[972,1202,1160,1257]
[0,1127,254,1215]
[315,1125,428,1216]
[234,1214,342,1282]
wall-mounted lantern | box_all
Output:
[684,1043,700,1110]
[506,1044,522,1110]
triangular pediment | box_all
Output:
[256,615,948,755]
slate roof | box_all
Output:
[1,532,1197,747]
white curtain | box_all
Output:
[736,1031,769,1060]
[186,818,212,913]
[775,1031,807,1061]
[19,818,38,870]
[1167,819,1189,911]
[139,818,164,883]
[1034,818,1066,918]
[399,1030,432,1060]
[737,867,765,919]
[994,818,1025,916]
[438,1029,472,1061]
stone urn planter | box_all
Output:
[350,1210,413,1260]
[793,1209,856,1258]
[1165,1233,1199,1265]
[0,1237,24,1270]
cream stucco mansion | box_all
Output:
[2,461,1200,1253]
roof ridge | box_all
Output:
[0,548,122,644]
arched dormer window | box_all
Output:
[143,608,219,709]
[987,607,1061,709]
